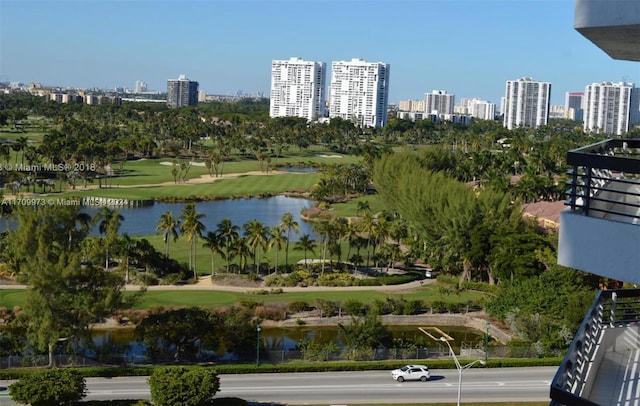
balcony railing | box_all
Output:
[549,288,640,406]
[565,139,640,224]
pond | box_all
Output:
[88,324,487,363]
[1,196,317,240]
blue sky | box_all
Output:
[1,0,637,106]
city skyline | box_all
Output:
[1,0,637,106]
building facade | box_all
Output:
[424,90,454,115]
[583,81,638,135]
[328,58,390,128]
[502,77,551,130]
[269,57,326,121]
[457,98,496,120]
[166,75,199,108]
[565,91,584,120]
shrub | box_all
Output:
[288,300,311,313]
[343,299,366,316]
[148,367,220,406]
[9,369,86,406]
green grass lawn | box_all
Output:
[0,282,484,310]
[53,172,321,201]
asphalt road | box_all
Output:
[0,367,556,405]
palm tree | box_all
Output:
[95,207,124,270]
[243,219,269,274]
[279,212,299,268]
[359,211,376,268]
[116,233,137,283]
[179,203,206,280]
[312,220,332,276]
[216,218,240,273]
[156,211,180,260]
[232,237,251,274]
[268,226,287,275]
[202,231,223,276]
[294,234,316,270]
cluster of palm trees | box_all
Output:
[155,207,307,279]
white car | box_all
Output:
[391,364,431,382]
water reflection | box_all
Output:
[1,196,316,240]
[90,325,484,361]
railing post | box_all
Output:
[610,292,617,327]
[584,166,592,215]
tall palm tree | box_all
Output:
[156,211,180,260]
[243,219,269,274]
[95,207,124,270]
[294,234,316,270]
[116,233,137,283]
[202,231,223,276]
[179,203,206,280]
[268,226,287,275]
[359,211,376,268]
[312,220,332,276]
[216,218,239,273]
[278,212,299,268]
[232,237,251,274]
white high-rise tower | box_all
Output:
[328,58,390,128]
[503,77,551,129]
[269,57,327,121]
[583,82,638,135]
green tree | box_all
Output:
[268,225,287,274]
[7,205,141,367]
[156,211,180,260]
[180,203,206,279]
[216,218,239,273]
[148,367,220,406]
[243,219,269,274]
[9,369,86,406]
[294,234,316,269]
[95,207,124,270]
[279,212,299,267]
[202,230,224,275]
[135,307,217,362]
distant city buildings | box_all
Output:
[328,58,390,128]
[134,81,148,93]
[425,90,454,115]
[166,74,199,108]
[503,77,551,130]
[269,57,327,121]
[456,98,496,120]
[398,99,426,113]
[583,81,639,135]
[565,91,584,121]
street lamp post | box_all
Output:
[256,324,261,366]
[484,322,491,364]
[440,337,485,406]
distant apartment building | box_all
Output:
[550,105,567,119]
[134,81,148,93]
[328,58,390,128]
[583,81,639,135]
[424,90,454,115]
[456,98,496,120]
[269,57,327,121]
[398,99,426,113]
[503,77,551,129]
[565,91,584,121]
[167,75,199,108]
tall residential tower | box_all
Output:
[424,90,454,115]
[269,57,327,121]
[583,81,639,135]
[502,77,551,129]
[328,58,390,128]
[167,75,199,108]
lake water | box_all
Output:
[90,325,485,363]
[1,196,316,239]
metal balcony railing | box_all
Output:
[565,139,640,224]
[549,288,640,406]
